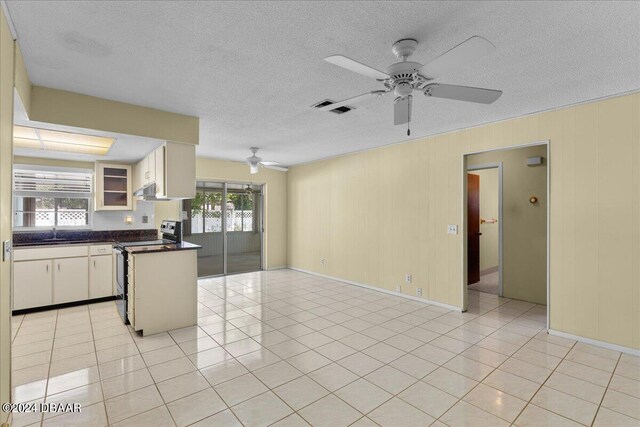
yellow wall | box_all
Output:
[154,158,288,269]
[471,168,499,272]
[0,8,14,423]
[13,44,29,117]
[288,93,640,349]
[29,86,199,145]
[468,145,548,305]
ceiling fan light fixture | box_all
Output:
[249,163,259,174]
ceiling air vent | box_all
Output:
[311,99,354,114]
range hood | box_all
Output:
[133,183,171,201]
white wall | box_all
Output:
[92,200,156,231]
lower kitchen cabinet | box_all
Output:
[13,243,114,311]
[13,260,53,310]
[89,254,113,299]
[53,257,89,304]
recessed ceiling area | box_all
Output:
[13,102,164,163]
[6,1,640,165]
[13,125,115,156]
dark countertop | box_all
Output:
[125,241,201,254]
[13,229,159,248]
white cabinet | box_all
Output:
[134,151,156,191]
[95,163,132,211]
[13,243,113,311]
[132,142,195,199]
[13,260,52,310]
[53,257,88,304]
[157,142,195,199]
[154,146,165,197]
[134,160,145,194]
[128,250,197,335]
[89,255,113,299]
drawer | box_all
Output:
[14,245,88,261]
[89,244,112,256]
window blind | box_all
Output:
[13,169,92,193]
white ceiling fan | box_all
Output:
[321,35,503,134]
[246,147,288,174]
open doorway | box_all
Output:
[464,143,549,311]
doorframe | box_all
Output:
[222,182,228,276]
[467,162,504,297]
[461,140,550,330]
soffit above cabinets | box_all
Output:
[7,1,640,165]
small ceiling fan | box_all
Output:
[246,147,288,174]
[320,35,503,134]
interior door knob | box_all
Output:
[477,232,482,236]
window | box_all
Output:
[186,190,224,234]
[185,188,256,234]
[227,192,254,232]
[13,168,92,228]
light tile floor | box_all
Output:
[9,269,640,427]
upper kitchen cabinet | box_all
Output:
[134,142,195,199]
[95,163,132,210]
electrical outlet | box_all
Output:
[416,287,423,297]
[405,274,412,284]
[396,285,402,293]
[447,224,458,235]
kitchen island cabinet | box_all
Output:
[128,248,197,335]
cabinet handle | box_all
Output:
[46,264,49,272]
[57,263,60,272]
[93,260,96,268]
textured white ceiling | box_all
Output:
[6,1,640,165]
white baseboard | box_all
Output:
[266,266,287,271]
[548,329,640,356]
[289,267,463,312]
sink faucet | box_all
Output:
[52,227,57,239]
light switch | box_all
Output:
[447,225,458,235]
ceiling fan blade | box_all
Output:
[325,55,389,80]
[424,83,502,104]
[317,91,385,111]
[420,36,495,78]
[263,165,288,172]
[394,96,412,125]
[259,161,280,166]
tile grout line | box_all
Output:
[11,271,638,427]
[589,352,622,426]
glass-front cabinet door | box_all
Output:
[95,163,132,210]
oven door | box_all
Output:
[114,247,128,324]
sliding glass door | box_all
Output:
[226,184,263,274]
[183,182,263,277]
